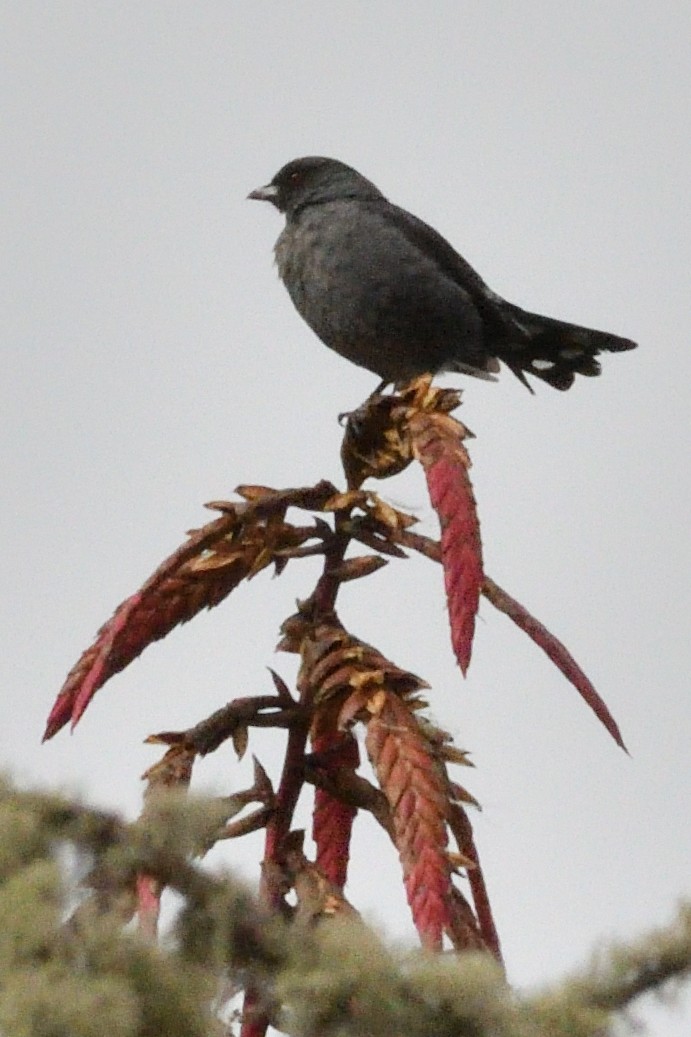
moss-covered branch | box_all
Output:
[1,779,688,1037]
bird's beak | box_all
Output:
[247,183,279,203]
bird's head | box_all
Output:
[248,156,383,216]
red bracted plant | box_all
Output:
[44,376,626,1036]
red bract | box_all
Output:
[135,874,162,940]
[364,690,457,950]
[43,509,242,739]
[310,724,359,890]
[410,410,483,675]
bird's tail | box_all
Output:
[496,303,637,391]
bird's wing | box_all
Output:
[371,201,503,312]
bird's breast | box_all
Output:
[273,203,480,363]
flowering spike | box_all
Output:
[364,690,470,950]
[310,724,359,890]
[410,412,483,675]
[43,501,310,739]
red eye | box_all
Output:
[289,171,302,183]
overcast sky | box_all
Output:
[3,3,690,1033]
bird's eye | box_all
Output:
[289,171,302,183]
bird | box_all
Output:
[248,156,636,391]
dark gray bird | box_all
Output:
[249,156,636,391]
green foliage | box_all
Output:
[0,777,689,1037]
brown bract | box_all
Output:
[340,376,462,489]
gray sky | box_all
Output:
[3,3,690,1032]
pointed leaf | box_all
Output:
[483,576,627,751]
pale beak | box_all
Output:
[247,183,279,202]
